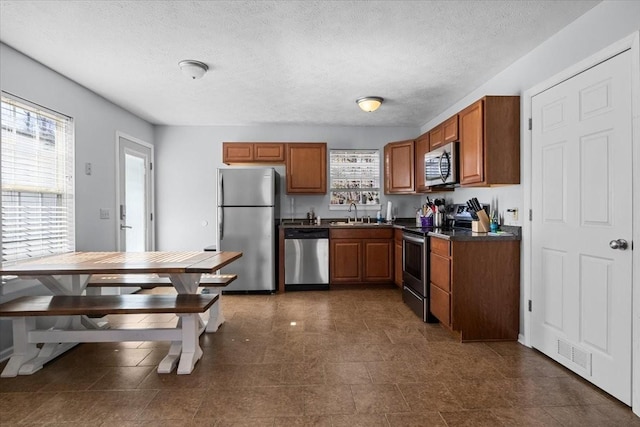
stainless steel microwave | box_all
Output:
[424,141,458,187]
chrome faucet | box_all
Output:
[348,202,358,222]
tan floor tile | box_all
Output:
[490,407,563,426]
[230,363,283,386]
[338,343,384,362]
[324,362,371,384]
[386,411,448,426]
[263,342,305,363]
[0,391,58,424]
[398,382,463,412]
[543,403,640,426]
[196,386,305,418]
[274,415,332,426]
[440,409,507,426]
[204,417,275,427]
[137,388,205,421]
[303,384,356,415]
[444,378,518,409]
[86,389,158,422]
[89,366,154,390]
[39,365,110,392]
[511,377,612,407]
[0,369,58,393]
[378,342,427,361]
[103,420,193,426]
[350,383,410,413]
[366,360,429,384]
[20,392,100,424]
[281,361,325,385]
[331,413,389,426]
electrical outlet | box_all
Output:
[504,208,519,226]
[99,208,110,219]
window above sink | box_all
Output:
[329,149,380,211]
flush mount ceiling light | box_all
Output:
[178,60,209,79]
[356,96,384,112]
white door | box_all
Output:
[531,50,633,404]
[117,135,153,252]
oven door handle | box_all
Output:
[402,233,426,244]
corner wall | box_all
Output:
[0,42,154,356]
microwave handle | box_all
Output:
[439,152,447,183]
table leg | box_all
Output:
[177,314,202,374]
[205,299,225,332]
[17,315,80,375]
[1,317,39,377]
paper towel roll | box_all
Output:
[386,201,392,222]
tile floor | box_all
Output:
[0,286,638,426]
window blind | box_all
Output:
[1,93,75,263]
[329,149,380,208]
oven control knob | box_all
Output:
[609,239,628,250]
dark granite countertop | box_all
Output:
[279,219,521,241]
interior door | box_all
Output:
[117,135,153,252]
[531,50,633,404]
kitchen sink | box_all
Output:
[330,221,377,226]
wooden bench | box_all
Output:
[86,273,237,332]
[0,294,218,377]
[87,273,237,288]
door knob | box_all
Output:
[609,239,628,250]
[120,225,132,230]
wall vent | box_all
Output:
[557,339,592,375]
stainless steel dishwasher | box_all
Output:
[284,228,329,291]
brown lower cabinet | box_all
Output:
[430,236,520,342]
[330,228,393,284]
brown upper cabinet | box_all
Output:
[429,114,458,150]
[458,96,520,186]
[285,143,327,194]
[414,132,429,193]
[223,142,285,164]
[384,139,415,194]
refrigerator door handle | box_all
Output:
[218,207,224,240]
[219,173,224,207]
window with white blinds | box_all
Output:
[1,93,75,263]
[329,149,381,210]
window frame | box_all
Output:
[1,92,75,266]
[328,149,381,211]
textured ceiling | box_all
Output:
[0,1,600,127]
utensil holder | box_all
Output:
[420,216,433,227]
[472,210,490,233]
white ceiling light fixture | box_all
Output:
[356,96,384,112]
[178,60,209,79]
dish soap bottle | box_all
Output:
[490,210,499,232]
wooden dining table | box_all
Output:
[0,250,242,375]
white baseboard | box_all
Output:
[0,346,14,363]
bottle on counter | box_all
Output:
[490,210,499,232]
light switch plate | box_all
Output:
[99,208,110,219]
[85,162,92,175]
[504,208,519,226]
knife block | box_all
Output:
[472,210,491,233]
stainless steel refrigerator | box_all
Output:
[216,168,278,292]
